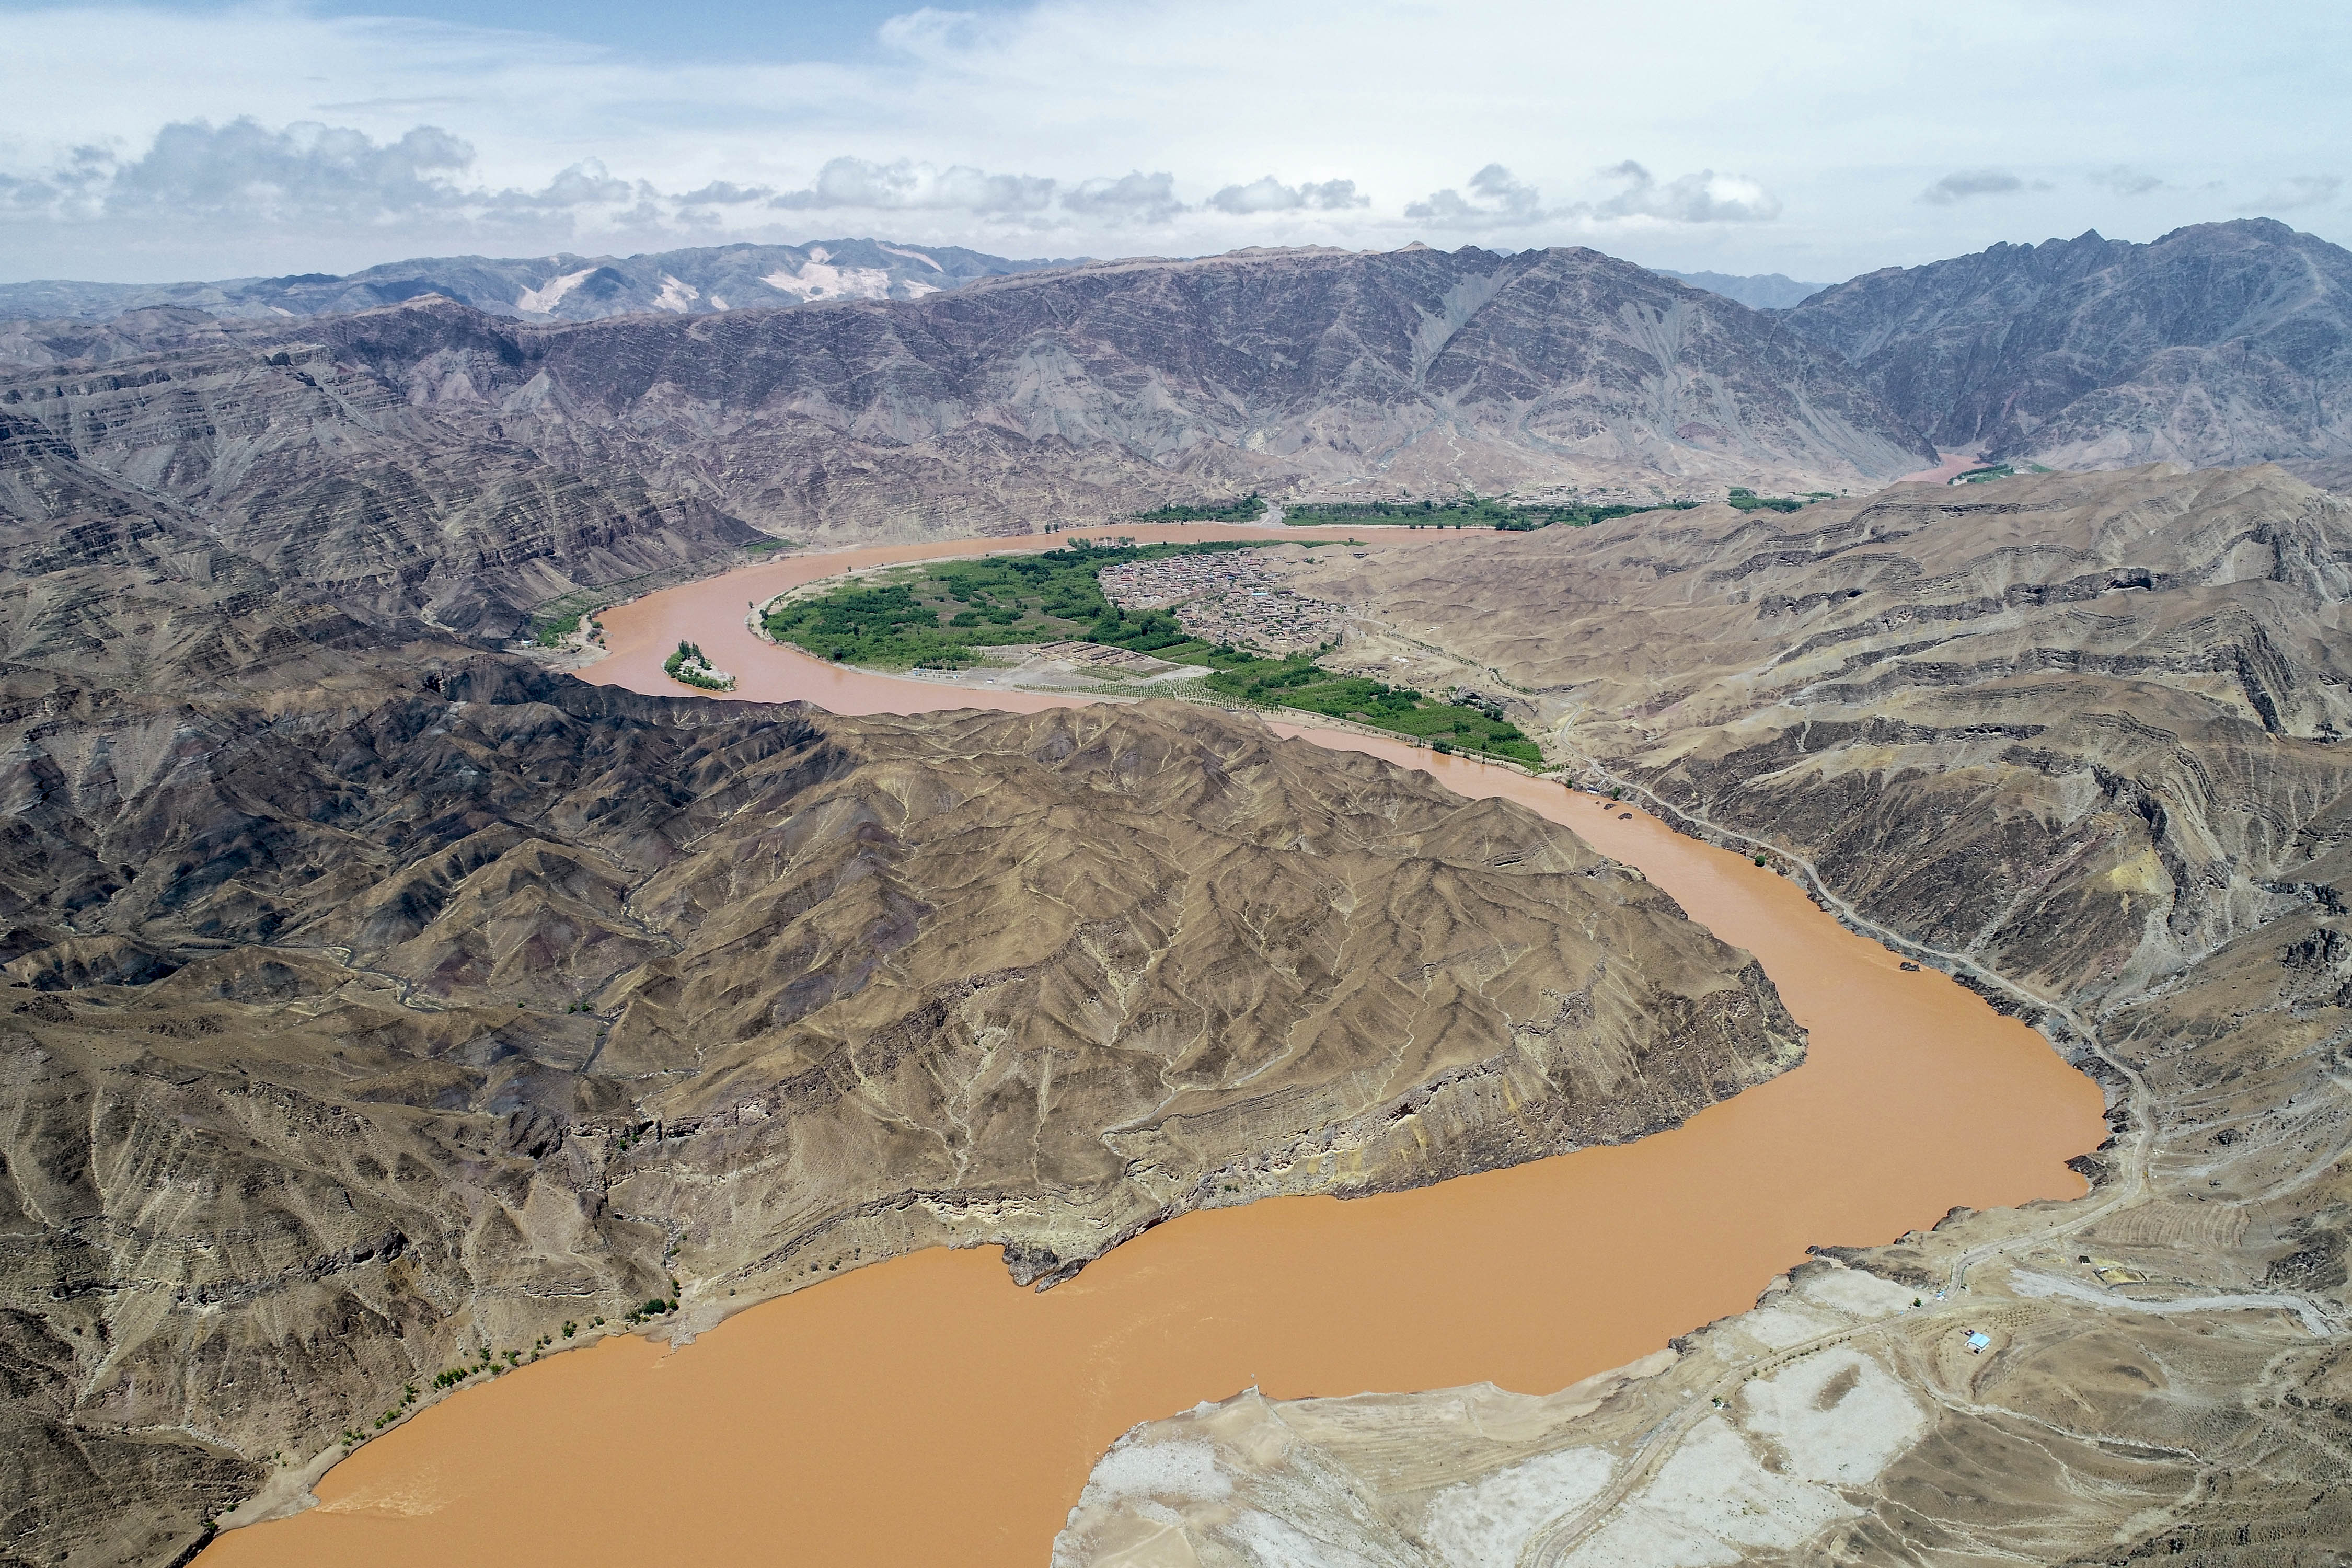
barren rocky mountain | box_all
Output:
[1786,218,2352,472]
[1653,269,1828,310]
[0,374,1829,1565]
[0,245,1939,645]
[0,238,1059,330]
[0,325,773,646]
[0,643,1801,1565]
[1293,463,2352,1000]
[1078,463,2352,1563]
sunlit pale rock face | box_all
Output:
[0,238,1055,330]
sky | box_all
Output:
[1,0,2347,286]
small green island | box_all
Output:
[665,640,735,691]
[761,540,1541,765]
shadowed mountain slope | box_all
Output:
[0,336,772,645]
[1786,218,2352,471]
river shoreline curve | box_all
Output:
[200,528,2106,1568]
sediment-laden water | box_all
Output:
[202,528,2102,1568]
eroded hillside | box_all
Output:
[0,660,1802,1566]
[1074,464,2352,1563]
[1290,464,2351,1006]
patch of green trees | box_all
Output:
[1284,495,1698,530]
[762,540,1256,670]
[1129,493,1267,522]
[1197,654,1539,765]
[1724,487,1805,513]
[765,540,1541,765]
[664,640,733,691]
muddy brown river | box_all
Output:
[203,525,2105,1567]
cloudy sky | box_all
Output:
[2,0,2346,285]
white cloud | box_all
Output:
[2088,166,2167,197]
[1405,164,1547,228]
[770,156,1056,215]
[1918,168,2052,205]
[1062,170,1186,224]
[1582,161,1782,223]
[1404,162,1782,229]
[1207,176,1367,214]
[0,116,678,242]
[2240,174,2342,212]
[0,0,2347,280]
[678,180,774,205]
[763,158,1189,225]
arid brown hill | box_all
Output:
[1295,463,2352,1005]
[0,662,1800,1567]
[0,247,1934,641]
[0,360,769,647]
[1210,464,2352,1561]
[1786,218,2352,471]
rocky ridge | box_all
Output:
[0,238,1060,332]
[0,244,1947,648]
[2,245,1934,580]
[0,324,773,645]
[1653,269,1828,310]
[1786,218,2352,472]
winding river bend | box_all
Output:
[203,526,2105,1568]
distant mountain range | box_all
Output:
[0,250,1839,326]
[1782,217,2352,471]
[11,221,2350,481]
[0,244,1934,642]
[6,217,2351,649]
[0,238,1069,325]
[1653,269,1828,310]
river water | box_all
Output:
[203,526,2104,1568]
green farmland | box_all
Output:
[761,540,1542,766]
[1283,496,1697,530]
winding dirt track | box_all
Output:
[202,529,2104,1568]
